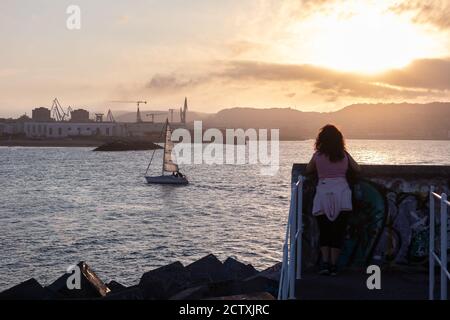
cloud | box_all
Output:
[218,59,450,96]
[146,73,205,91]
[144,57,449,101]
[219,61,342,83]
[379,58,450,90]
[390,0,450,30]
[285,0,450,31]
[285,92,296,98]
[275,0,341,20]
[226,40,266,57]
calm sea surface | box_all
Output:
[1,140,449,290]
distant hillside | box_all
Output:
[204,102,450,140]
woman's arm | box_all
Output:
[346,151,361,172]
[305,154,316,174]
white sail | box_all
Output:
[163,122,179,172]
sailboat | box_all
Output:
[145,119,189,185]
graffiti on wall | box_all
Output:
[301,176,449,268]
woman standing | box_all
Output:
[306,125,360,276]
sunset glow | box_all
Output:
[286,3,444,74]
[0,0,448,116]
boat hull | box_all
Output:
[145,175,189,185]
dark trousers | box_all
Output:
[317,212,349,249]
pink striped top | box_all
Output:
[313,151,348,179]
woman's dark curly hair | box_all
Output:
[315,124,346,162]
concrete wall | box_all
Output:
[291,164,450,268]
[0,121,26,135]
[24,122,117,138]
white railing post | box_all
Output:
[279,182,295,300]
[440,193,448,300]
[279,185,293,300]
[278,175,303,300]
[429,186,435,300]
[296,176,303,280]
[288,178,298,299]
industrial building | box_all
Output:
[19,106,119,138]
[1,98,190,139]
[32,107,51,122]
[70,109,90,122]
[23,121,119,138]
[0,115,31,136]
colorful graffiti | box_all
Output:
[300,173,449,268]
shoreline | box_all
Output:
[0,138,106,147]
[1,137,449,148]
[0,138,163,148]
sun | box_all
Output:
[283,1,443,74]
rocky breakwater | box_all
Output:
[93,139,162,151]
[0,254,281,300]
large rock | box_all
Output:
[242,276,279,298]
[223,257,258,280]
[170,276,279,300]
[246,262,282,282]
[185,254,227,284]
[104,285,144,300]
[169,280,242,300]
[46,261,110,299]
[168,285,206,300]
[139,262,191,299]
[106,280,127,293]
[0,278,54,300]
[93,140,162,152]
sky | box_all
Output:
[0,0,449,117]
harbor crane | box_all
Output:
[109,100,147,108]
[50,98,72,121]
[109,100,148,123]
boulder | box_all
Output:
[223,257,258,280]
[46,261,110,299]
[0,278,53,300]
[185,254,227,284]
[106,280,127,293]
[93,140,162,152]
[241,276,279,298]
[169,285,206,300]
[170,277,279,300]
[246,262,282,282]
[169,280,242,300]
[139,262,191,299]
[104,285,144,300]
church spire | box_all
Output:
[182,97,188,123]
[136,106,142,123]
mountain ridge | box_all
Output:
[115,102,450,140]
[204,102,450,140]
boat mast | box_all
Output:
[144,120,167,177]
[162,119,169,176]
[145,149,156,176]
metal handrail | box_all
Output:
[429,187,449,300]
[431,191,450,206]
[278,176,303,300]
